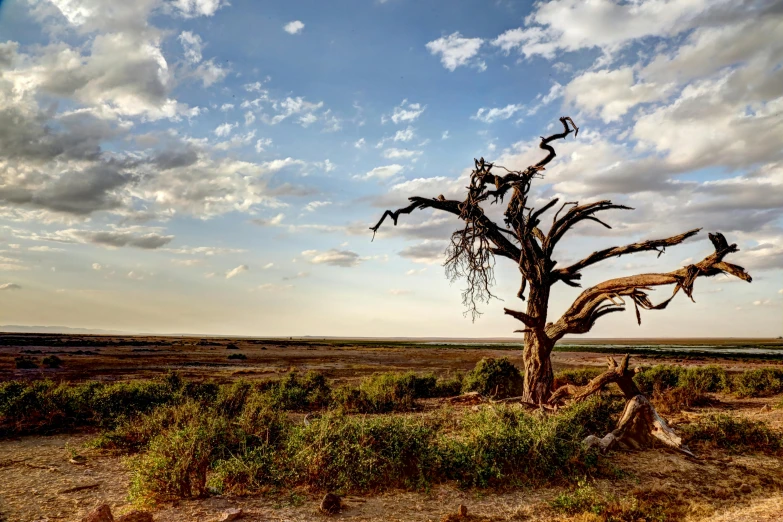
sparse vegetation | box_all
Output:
[682,414,783,453]
[14,356,38,369]
[42,355,63,368]
[461,357,524,399]
[731,368,783,397]
[227,353,247,360]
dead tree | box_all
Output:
[371,116,752,405]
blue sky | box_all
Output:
[0,0,781,337]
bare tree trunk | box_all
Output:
[521,286,553,404]
[521,332,554,404]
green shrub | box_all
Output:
[554,368,602,387]
[462,358,524,399]
[14,356,38,369]
[333,372,435,413]
[42,355,63,368]
[439,397,619,487]
[682,414,783,453]
[432,374,463,398]
[129,411,229,503]
[264,371,332,411]
[633,365,683,394]
[227,353,247,360]
[286,411,439,492]
[731,368,783,398]
[680,365,729,393]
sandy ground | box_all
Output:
[1,394,782,522]
[2,335,782,521]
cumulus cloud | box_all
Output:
[172,0,230,18]
[225,264,249,279]
[252,213,285,226]
[283,20,305,34]
[382,148,422,160]
[399,240,447,265]
[473,104,525,123]
[0,283,21,291]
[564,68,671,122]
[389,99,426,124]
[302,249,361,268]
[426,32,484,71]
[178,31,203,63]
[356,164,404,181]
[304,201,331,212]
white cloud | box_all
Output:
[390,99,426,124]
[29,246,64,252]
[252,213,285,226]
[564,68,671,122]
[255,137,272,152]
[92,263,102,270]
[399,240,447,265]
[263,262,274,269]
[0,282,21,290]
[302,249,361,268]
[441,131,450,140]
[226,264,249,279]
[426,32,484,71]
[214,122,237,137]
[284,20,305,35]
[354,138,366,149]
[304,201,331,212]
[195,59,229,87]
[473,104,524,123]
[178,31,203,63]
[382,148,422,160]
[172,0,230,18]
[491,0,707,59]
[405,268,427,276]
[171,259,202,266]
[356,164,404,181]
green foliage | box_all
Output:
[731,368,783,398]
[680,365,729,393]
[682,414,783,453]
[42,355,63,368]
[0,375,185,435]
[439,397,620,488]
[461,358,524,399]
[227,353,247,360]
[14,356,38,369]
[332,371,453,413]
[633,365,684,394]
[129,409,229,503]
[264,371,332,411]
[286,412,439,492]
[554,367,603,387]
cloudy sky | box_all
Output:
[0,0,780,337]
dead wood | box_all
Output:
[370,115,752,404]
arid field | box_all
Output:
[1,334,782,522]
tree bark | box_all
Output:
[519,287,554,404]
[521,333,554,404]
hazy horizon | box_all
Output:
[0,0,781,338]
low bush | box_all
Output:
[332,371,452,413]
[129,410,229,503]
[554,368,603,388]
[42,355,63,368]
[264,371,332,411]
[227,353,247,360]
[680,365,729,393]
[14,356,38,369]
[461,358,524,399]
[651,384,713,415]
[731,368,783,398]
[682,414,783,453]
[633,365,684,394]
[286,412,439,492]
